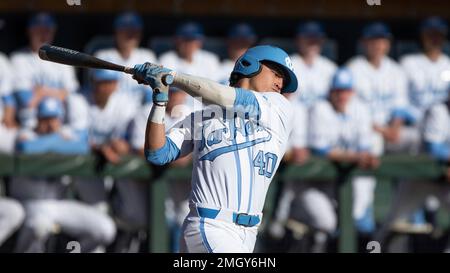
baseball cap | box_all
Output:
[114,12,143,30]
[91,69,120,81]
[331,68,353,90]
[28,12,56,29]
[362,22,392,39]
[37,97,64,118]
[175,22,204,40]
[228,23,256,41]
[297,21,325,38]
[420,16,448,34]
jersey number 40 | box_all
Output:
[253,150,278,178]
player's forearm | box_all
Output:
[145,104,167,151]
[172,72,236,107]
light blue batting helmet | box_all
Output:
[230,45,298,93]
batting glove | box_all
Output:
[133,63,173,105]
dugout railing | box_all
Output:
[0,153,447,253]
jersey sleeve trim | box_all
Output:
[145,136,181,165]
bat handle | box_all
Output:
[125,66,174,86]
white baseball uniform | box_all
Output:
[400,53,450,122]
[289,54,337,107]
[95,48,157,105]
[154,90,294,253]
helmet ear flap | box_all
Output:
[229,54,261,86]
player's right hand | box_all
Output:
[133,63,172,104]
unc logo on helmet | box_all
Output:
[230,45,299,93]
[285,57,293,70]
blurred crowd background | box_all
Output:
[0,0,450,253]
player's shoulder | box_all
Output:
[255,91,294,115]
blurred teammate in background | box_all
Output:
[10,13,79,129]
[218,23,257,84]
[159,22,221,84]
[11,97,116,252]
[95,12,156,106]
[77,69,139,252]
[289,21,337,106]
[347,22,412,236]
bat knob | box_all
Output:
[162,74,174,86]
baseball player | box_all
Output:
[95,12,156,106]
[131,87,193,252]
[400,16,450,123]
[74,69,137,213]
[347,22,412,234]
[289,21,337,107]
[218,23,257,84]
[158,22,221,83]
[375,95,450,252]
[386,16,450,237]
[132,45,297,253]
[11,97,116,252]
[10,13,79,129]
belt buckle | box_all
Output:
[235,213,251,227]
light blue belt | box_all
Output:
[196,207,260,227]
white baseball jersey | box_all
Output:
[88,91,138,146]
[308,98,373,152]
[347,56,409,126]
[401,53,450,121]
[131,103,193,150]
[423,103,450,145]
[288,99,308,149]
[289,54,337,107]
[10,48,79,93]
[159,49,222,82]
[95,48,156,103]
[0,53,13,96]
[166,91,293,215]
